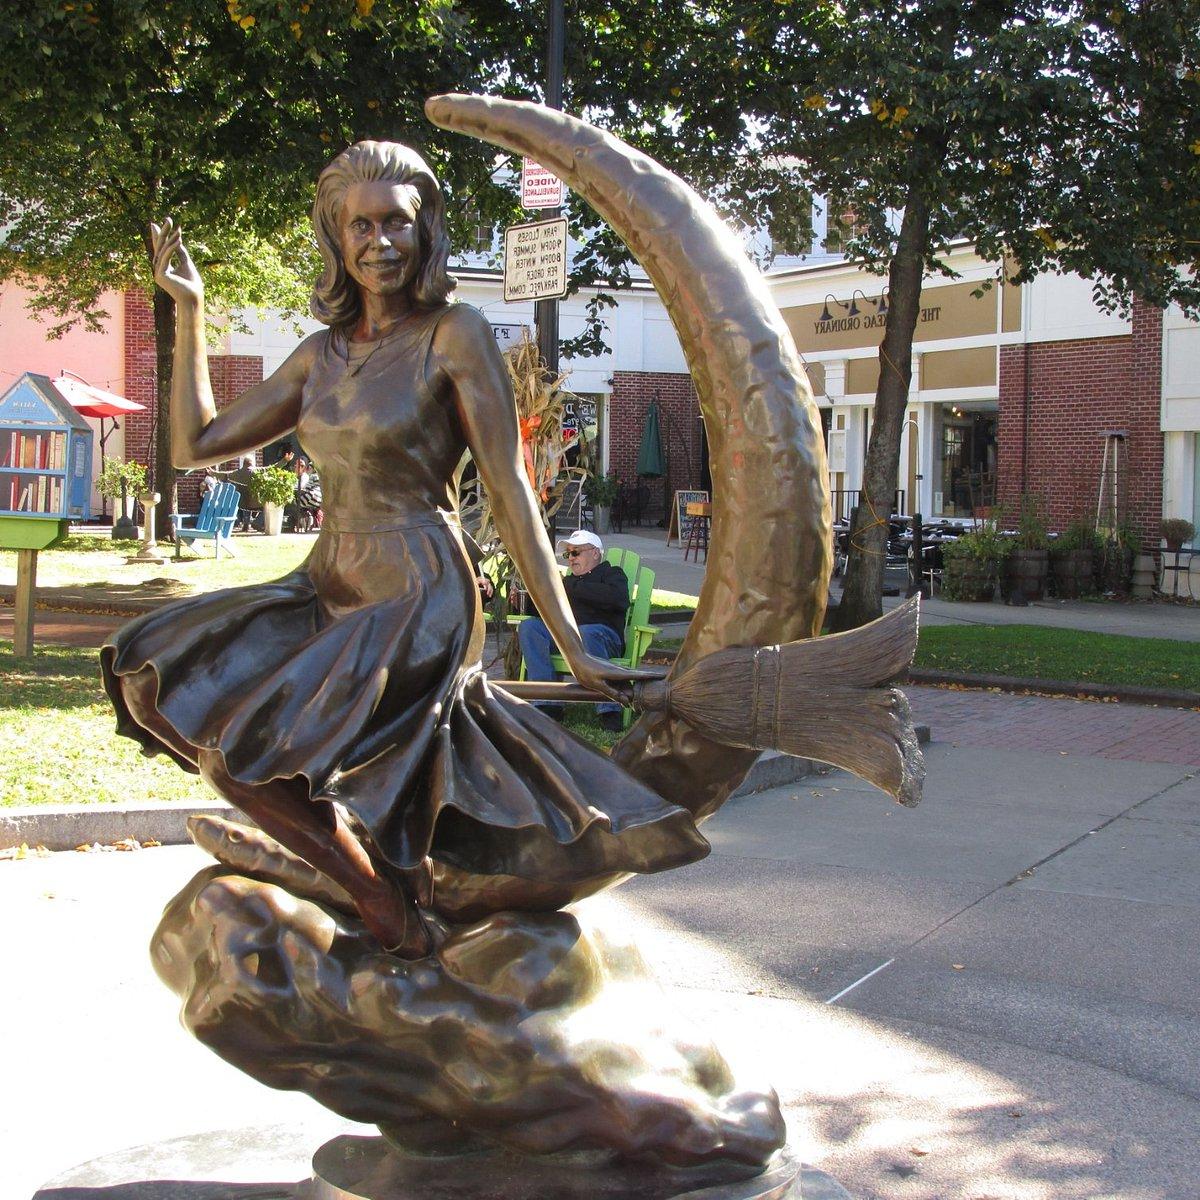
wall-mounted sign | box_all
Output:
[490,323,530,349]
[503,218,568,302]
[521,159,566,209]
[783,280,1000,354]
[562,396,597,435]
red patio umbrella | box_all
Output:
[51,374,146,518]
[51,375,145,418]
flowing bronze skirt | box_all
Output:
[101,521,707,883]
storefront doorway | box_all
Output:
[934,402,997,517]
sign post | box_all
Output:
[536,0,565,377]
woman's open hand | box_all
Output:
[150,218,203,310]
[567,652,663,706]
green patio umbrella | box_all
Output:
[636,400,666,478]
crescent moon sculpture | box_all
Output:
[425,93,833,824]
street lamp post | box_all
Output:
[904,415,926,598]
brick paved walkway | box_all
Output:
[908,683,1200,766]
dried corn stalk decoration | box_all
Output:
[459,331,594,672]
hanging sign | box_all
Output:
[503,218,568,302]
[521,159,566,209]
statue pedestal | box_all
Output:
[309,1136,838,1199]
[34,1129,852,1200]
[125,490,166,564]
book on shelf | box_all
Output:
[16,485,31,511]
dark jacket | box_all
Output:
[563,560,628,652]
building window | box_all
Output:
[934,402,997,517]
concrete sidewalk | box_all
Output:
[5,684,1197,1199]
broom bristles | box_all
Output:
[662,598,924,806]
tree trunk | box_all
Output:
[152,285,176,542]
[830,192,930,632]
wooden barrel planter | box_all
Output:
[942,556,997,602]
[1005,548,1049,601]
[1050,549,1095,599]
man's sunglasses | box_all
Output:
[564,548,588,559]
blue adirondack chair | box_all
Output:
[172,480,240,558]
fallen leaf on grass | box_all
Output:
[909,1145,931,1157]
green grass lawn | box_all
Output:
[914,625,1200,692]
[0,642,212,807]
[0,533,314,603]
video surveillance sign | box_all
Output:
[503,217,568,302]
[521,159,566,209]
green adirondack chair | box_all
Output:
[509,547,657,730]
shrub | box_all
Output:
[943,519,1012,565]
[1054,519,1102,555]
[95,459,148,500]
[1008,495,1048,550]
[583,472,621,508]
[247,465,297,507]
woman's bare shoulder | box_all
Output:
[270,327,328,384]
[432,301,492,345]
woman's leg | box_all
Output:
[198,750,431,959]
[119,668,430,958]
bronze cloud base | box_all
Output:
[151,820,788,1187]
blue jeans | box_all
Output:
[517,618,623,714]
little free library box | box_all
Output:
[1,372,95,654]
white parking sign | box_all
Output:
[503,218,568,302]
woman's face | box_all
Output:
[338,181,421,298]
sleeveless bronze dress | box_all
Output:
[101,304,708,886]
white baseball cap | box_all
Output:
[555,529,603,554]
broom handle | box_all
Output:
[494,677,664,703]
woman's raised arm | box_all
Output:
[151,219,317,468]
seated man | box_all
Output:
[517,529,628,732]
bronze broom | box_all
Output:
[498,596,924,808]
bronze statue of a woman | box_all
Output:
[101,140,707,960]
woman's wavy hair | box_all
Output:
[310,141,456,328]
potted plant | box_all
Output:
[95,459,148,538]
[1003,496,1050,601]
[1050,520,1099,599]
[248,465,296,536]
[583,472,622,534]
[1161,517,1194,553]
[941,519,1011,601]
